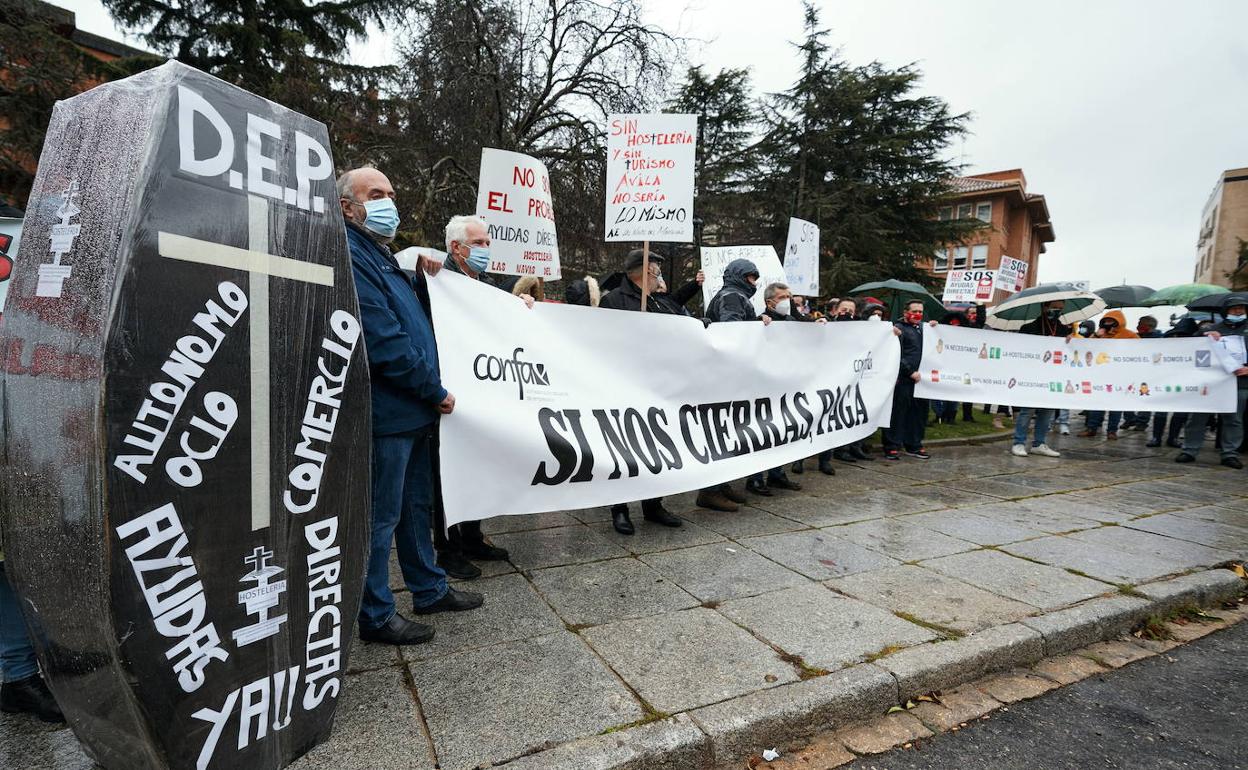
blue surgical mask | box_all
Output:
[467,246,490,273]
[1228,314,1247,323]
[361,198,399,238]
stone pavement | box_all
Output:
[4,428,1246,770]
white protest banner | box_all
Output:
[605,113,697,242]
[783,217,820,296]
[0,217,21,313]
[428,270,900,525]
[476,147,561,278]
[700,245,787,315]
[995,256,1028,294]
[942,269,996,303]
[916,325,1236,412]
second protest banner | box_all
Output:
[476,147,561,278]
[783,217,820,296]
[916,325,1236,412]
[942,269,996,303]
[701,245,787,315]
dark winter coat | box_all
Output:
[895,321,924,382]
[705,259,760,323]
[599,276,692,317]
[1018,315,1072,337]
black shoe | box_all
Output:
[769,476,802,492]
[818,461,837,475]
[1166,439,1183,448]
[462,540,509,561]
[1145,438,1161,448]
[437,551,482,580]
[612,509,635,535]
[1175,453,1196,464]
[359,613,435,646]
[0,676,64,723]
[414,587,484,615]
[790,460,805,474]
[745,479,773,496]
[642,505,683,527]
[849,445,873,461]
[833,448,858,463]
[1222,456,1244,469]
[905,448,931,459]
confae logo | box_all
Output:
[473,347,551,400]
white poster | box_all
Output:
[995,256,1028,294]
[783,217,820,296]
[916,325,1237,412]
[700,245,787,315]
[474,147,560,279]
[428,270,900,525]
[943,269,996,303]
[0,217,21,314]
[605,113,697,242]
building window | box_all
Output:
[934,248,948,271]
[938,206,953,221]
[957,203,973,220]
[976,202,992,222]
[971,244,988,267]
[952,246,968,269]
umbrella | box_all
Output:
[1092,284,1154,308]
[985,282,1106,330]
[1141,283,1227,307]
[1187,291,1248,314]
[849,279,944,320]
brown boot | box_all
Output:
[696,488,739,512]
[719,484,747,505]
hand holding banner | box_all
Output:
[783,217,819,296]
[700,245,786,315]
[605,113,697,242]
[476,147,561,278]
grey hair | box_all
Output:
[764,282,790,302]
[445,215,487,252]
[335,170,357,201]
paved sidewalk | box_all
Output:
[4,428,1246,769]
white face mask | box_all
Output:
[775,298,792,316]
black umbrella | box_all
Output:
[1187,291,1248,314]
[1092,284,1155,309]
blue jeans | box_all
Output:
[1013,408,1053,447]
[1086,411,1121,433]
[360,427,448,631]
[0,563,39,683]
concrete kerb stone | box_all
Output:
[1135,568,1247,616]
[876,623,1044,701]
[687,664,898,769]
[497,714,711,770]
[1019,595,1152,657]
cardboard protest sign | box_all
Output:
[700,245,787,315]
[782,217,819,296]
[0,62,370,770]
[995,256,1028,294]
[943,269,996,303]
[476,147,560,279]
[604,113,697,242]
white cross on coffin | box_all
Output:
[157,195,335,530]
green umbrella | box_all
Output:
[848,279,944,320]
[1140,283,1227,307]
[1092,284,1154,308]
[985,282,1106,330]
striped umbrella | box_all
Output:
[1141,283,1227,307]
[985,282,1106,330]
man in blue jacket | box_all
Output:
[339,167,483,646]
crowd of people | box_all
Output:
[1,165,1245,727]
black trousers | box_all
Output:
[1152,412,1187,444]
[883,380,927,452]
[611,498,663,515]
[429,428,485,555]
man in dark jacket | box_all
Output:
[427,214,520,579]
[746,282,806,496]
[882,300,930,460]
[1178,297,1248,468]
[597,250,691,534]
[1009,299,1070,458]
[340,168,483,646]
[1147,317,1199,447]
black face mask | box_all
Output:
[1045,308,1061,320]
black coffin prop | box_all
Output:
[0,62,370,769]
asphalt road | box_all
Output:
[846,620,1248,769]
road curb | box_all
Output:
[498,569,1246,770]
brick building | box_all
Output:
[923,169,1056,303]
[1193,167,1248,290]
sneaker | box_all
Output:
[1011,443,1029,457]
[1058,424,1071,435]
[1031,444,1061,458]
[883,450,900,461]
[904,448,930,460]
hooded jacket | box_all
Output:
[705,258,760,323]
[348,222,447,436]
[1097,309,1139,339]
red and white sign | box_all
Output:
[604,113,697,242]
[476,147,561,278]
[943,269,996,303]
[995,256,1028,294]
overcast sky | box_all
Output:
[58,0,1248,292]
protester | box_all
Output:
[1010,299,1068,457]
[860,299,887,321]
[791,294,811,320]
[340,168,482,645]
[882,299,930,460]
[564,275,601,307]
[1079,310,1139,439]
[1147,317,1200,447]
[1177,297,1248,468]
[431,215,518,579]
[598,250,695,531]
[0,560,63,722]
[747,282,807,495]
[827,298,872,462]
[931,309,973,425]
[1123,315,1163,431]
